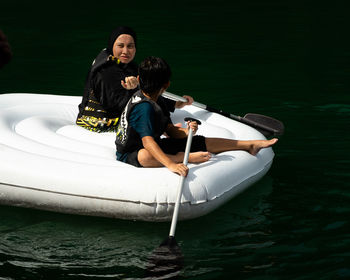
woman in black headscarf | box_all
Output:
[76,26,141,132]
[76,26,192,132]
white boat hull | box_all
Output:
[0,93,274,221]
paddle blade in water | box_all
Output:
[244,113,285,137]
[146,236,184,278]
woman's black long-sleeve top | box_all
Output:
[76,50,175,132]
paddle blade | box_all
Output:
[244,113,285,137]
[146,236,184,278]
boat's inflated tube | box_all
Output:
[0,93,274,221]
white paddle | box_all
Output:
[162,91,284,137]
[164,117,201,246]
[147,118,201,277]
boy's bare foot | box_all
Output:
[188,151,211,163]
[249,138,278,156]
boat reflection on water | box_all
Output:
[144,176,274,279]
[0,176,274,279]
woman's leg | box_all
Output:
[205,138,278,156]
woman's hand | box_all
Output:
[187,120,198,135]
[121,76,139,90]
[175,95,194,109]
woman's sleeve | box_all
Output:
[158,96,176,113]
[156,96,175,125]
[93,69,135,115]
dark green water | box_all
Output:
[1,1,349,279]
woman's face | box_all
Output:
[112,34,136,64]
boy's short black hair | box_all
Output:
[138,56,171,96]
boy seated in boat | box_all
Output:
[115,56,278,176]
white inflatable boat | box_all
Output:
[0,93,274,222]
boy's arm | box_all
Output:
[142,136,188,176]
[165,121,198,139]
[165,124,188,139]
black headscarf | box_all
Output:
[107,26,137,55]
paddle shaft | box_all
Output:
[162,91,283,136]
[169,127,193,238]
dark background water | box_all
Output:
[1,0,349,279]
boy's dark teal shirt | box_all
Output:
[116,102,154,162]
